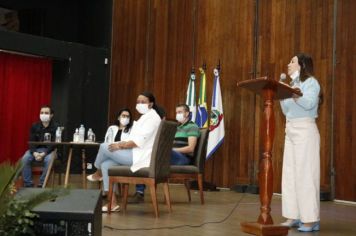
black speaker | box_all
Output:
[16,188,102,236]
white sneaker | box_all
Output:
[102,205,120,212]
[87,174,103,182]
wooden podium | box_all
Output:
[236,77,302,236]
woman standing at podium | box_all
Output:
[280,53,321,232]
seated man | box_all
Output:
[21,105,58,187]
[171,103,200,165]
[131,103,200,203]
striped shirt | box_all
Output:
[173,121,200,156]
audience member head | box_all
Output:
[175,104,190,124]
[39,105,53,124]
[115,108,133,132]
[136,91,165,119]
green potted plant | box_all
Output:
[0,161,66,236]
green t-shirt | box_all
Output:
[173,121,200,156]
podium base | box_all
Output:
[241,222,289,236]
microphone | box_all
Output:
[280,73,287,81]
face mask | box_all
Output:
[136,103,150,114]
[120,117,130,126]
[40,114,50,122]
[176,113,186,123]
[290,70,300,81]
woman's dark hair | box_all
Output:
[296,53,323,106]
[114,108,133,133]
[296,53,314,82]
[140,91,166,119]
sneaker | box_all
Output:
[298,222,320,232]
[87,174,103,182]
[37,183,43,188]
[280,219,301,227]
[128,192,144,204]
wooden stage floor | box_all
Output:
[94,184,356,236]
[51,175,356,236]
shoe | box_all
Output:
[280,219,301,227]
[298,222,320,232]
[24,183,34,188]
[87,174,103,182]
[102,205,120,213]
[37,183,43,188]
[128,192,144,204]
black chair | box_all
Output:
[169,129,209,204]
[107,120,177,217]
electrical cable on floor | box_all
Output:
[103,193,248,231]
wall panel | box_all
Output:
[194,0,255,186]
[334,0,356,201]
[110,0,356,201]
[257,0,334,193]
[110,0,150,121]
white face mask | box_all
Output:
[176,113,186,123]
[136,103,150,114]
[40,114,51,122]
[120,117,130,126]
[290,70,300,81]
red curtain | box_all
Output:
[0,52,52,163]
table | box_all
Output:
[29,141,100,188]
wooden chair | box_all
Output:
[169,129,209,204]
[107,120,177,217]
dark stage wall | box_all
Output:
[0,0,112,169]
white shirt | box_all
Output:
[104,125,131,142]
[129,109,161,172]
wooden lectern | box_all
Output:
[236,77,302,236]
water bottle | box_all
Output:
[106,128,113,143]
[73,128,79,142]
[79,124,85,142]
[55,127,62,142]
[87,128,95,142]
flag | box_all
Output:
[186,70,197,122]
[195,67,208,128]
[206,68,225,159]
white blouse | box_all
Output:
[104,125,131,143]
[129,109,161,172]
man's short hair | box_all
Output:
[41,105,54,114]
[176,104,190,112]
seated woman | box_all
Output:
[128,103,200,203]
[87,108,133,182]
[88,91,162,212]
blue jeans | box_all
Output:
[94,143,133,192]
[136,150,191,194]
[21,148,52,186]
